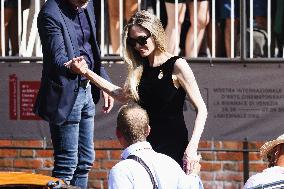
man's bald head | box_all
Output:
[117,104,150,145]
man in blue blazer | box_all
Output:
[33,0,114,188]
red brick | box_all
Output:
[14,159,42,169]
[200,152,216,161]
[43,159,54,168]
[249,152,261,161]
[95,140,122,149]
[20,150,34,157]
[214,141,223,149]
[203,181,223,189]
[36,170,52,176]
[216,172,243,182]
[248,141,264,149]
[103,180,108,189]
[200,172,215,181]
[89,170,108,179]
[0,140,13,146]
[96,150,109,159]
[0,149,17,158]
[12,140,43,148]
[216,152,242,161]
[101,160,119,169]
[223,162,238,171]
[224,182,241,189]
[199,141,213,148]
[249,162,267,172]
[201,162,221,171]
[0,139,268,189]
[0,159,13,167]
[92,161,101,169]
[36,150,53,157]
[222,141,242,149]
[237,162,244,171]
[109,150,122,160]
[199,140,224,149]
[88,180,103,189]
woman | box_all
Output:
[66,10,207,174]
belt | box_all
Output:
[79,80,90,89]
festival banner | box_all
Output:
[0,62,283,142]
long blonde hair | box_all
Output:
[122,10,167,101]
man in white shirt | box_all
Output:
[108,103,204,189]
[243,134,284,189]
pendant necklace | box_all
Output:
[157,62,164,79]
[158,69,163,79]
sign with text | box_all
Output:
[212,88,284,119]
[20,81,41,120]
[0,62,283,141]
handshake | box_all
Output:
[64,56,89,75]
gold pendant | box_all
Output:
[158,70,163,79]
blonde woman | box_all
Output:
[66,10,207,174]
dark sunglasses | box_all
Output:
[127,34,151,47]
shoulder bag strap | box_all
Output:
[127,155,158,189]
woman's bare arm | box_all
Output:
[83,69,129,103]
[173,58,208,174]
[65,57,130,103]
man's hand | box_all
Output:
[64,56,88,75]
[102,91,114,113]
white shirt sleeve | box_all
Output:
[188,174,204,189]
[243,177,256,189]
[108,167,133,189]
[177,171,204,189]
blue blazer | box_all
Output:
[34,0,110,125]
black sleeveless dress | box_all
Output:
[138,56,189,167]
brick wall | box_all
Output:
[0,139,268,189]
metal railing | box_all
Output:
[0,0,283,60]
[0,0,43,57]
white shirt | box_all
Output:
[108,141,204,189]
[243,166,284,188]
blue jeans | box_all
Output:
[49,86,96,189]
